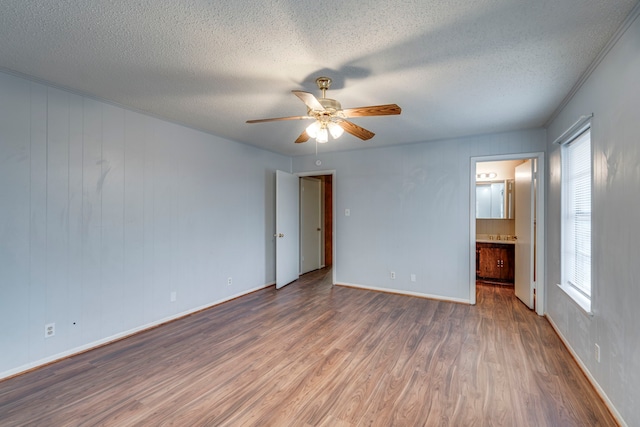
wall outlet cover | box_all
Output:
[45,323,55,338]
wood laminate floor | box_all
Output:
[0,269,616,426]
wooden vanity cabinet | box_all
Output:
[476,242,514,283]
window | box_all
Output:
[560,127,592,313]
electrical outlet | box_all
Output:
[411,274,416,282]
[595,343,600,363]
[170,291,177,302]
[227,277,233,286]
[45,323,55,338]
[390,271,396,279]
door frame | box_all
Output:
[299,176,322,274]
[297,170,337,285]
[469,152,545,315]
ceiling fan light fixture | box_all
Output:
[306,121,321,138]
[328,121,344,139]
[316,127,329,143]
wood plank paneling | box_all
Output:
[27,83,49,361]
[1,72,293,380]
[0,269,616,426]
[0,74,32,368]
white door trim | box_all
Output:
[469,153,545,316]
[297,170,337,286]
[300,176,322,274]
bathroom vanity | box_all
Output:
[475,240,515,284]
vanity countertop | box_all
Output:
[476,235,516,244]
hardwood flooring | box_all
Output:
[0,269,616,426]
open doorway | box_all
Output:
[274,170,336,288]
[299,175,333,274]
[298,171,336,285]
[470,153,545,316]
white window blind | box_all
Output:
[561,129,591,298]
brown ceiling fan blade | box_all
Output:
[294,130,310,144]
[338,119,375,140]
[292,90,325,111]
[246,115,312,124]
[342,104,401,117]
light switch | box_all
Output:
[345,208,350,216]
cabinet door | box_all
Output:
[501,246,515,281]
[478,246,501,279]
[477,244,515,282]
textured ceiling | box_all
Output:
[1,0,637,156]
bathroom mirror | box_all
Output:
[476,180,514,219]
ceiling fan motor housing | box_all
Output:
[313,77,342,118]
[317,98,342,113]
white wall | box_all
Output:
[0,71,290,378]
[293,129,546,302]
[545,7,640,426]
[476,159,523,181]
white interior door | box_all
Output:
[515,160,534,308]
[300,177,322,274]
[276,170,300,289]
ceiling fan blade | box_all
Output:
[338,119,375,140]
[342,104,401,118]
[292,90,325,111]
[246,115,312,124]
[295,130,310,144]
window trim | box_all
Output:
[558,282,592,315]
[557,119,593,315]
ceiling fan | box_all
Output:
[246,77,401,144]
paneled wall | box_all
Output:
[545,8,640,426]
[292,129,546,302]
[0,71,290,377]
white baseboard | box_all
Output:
[545,314,627,427]
[335,282,471,304]
[1,282,274,381]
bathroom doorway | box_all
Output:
[470,153,545,315]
